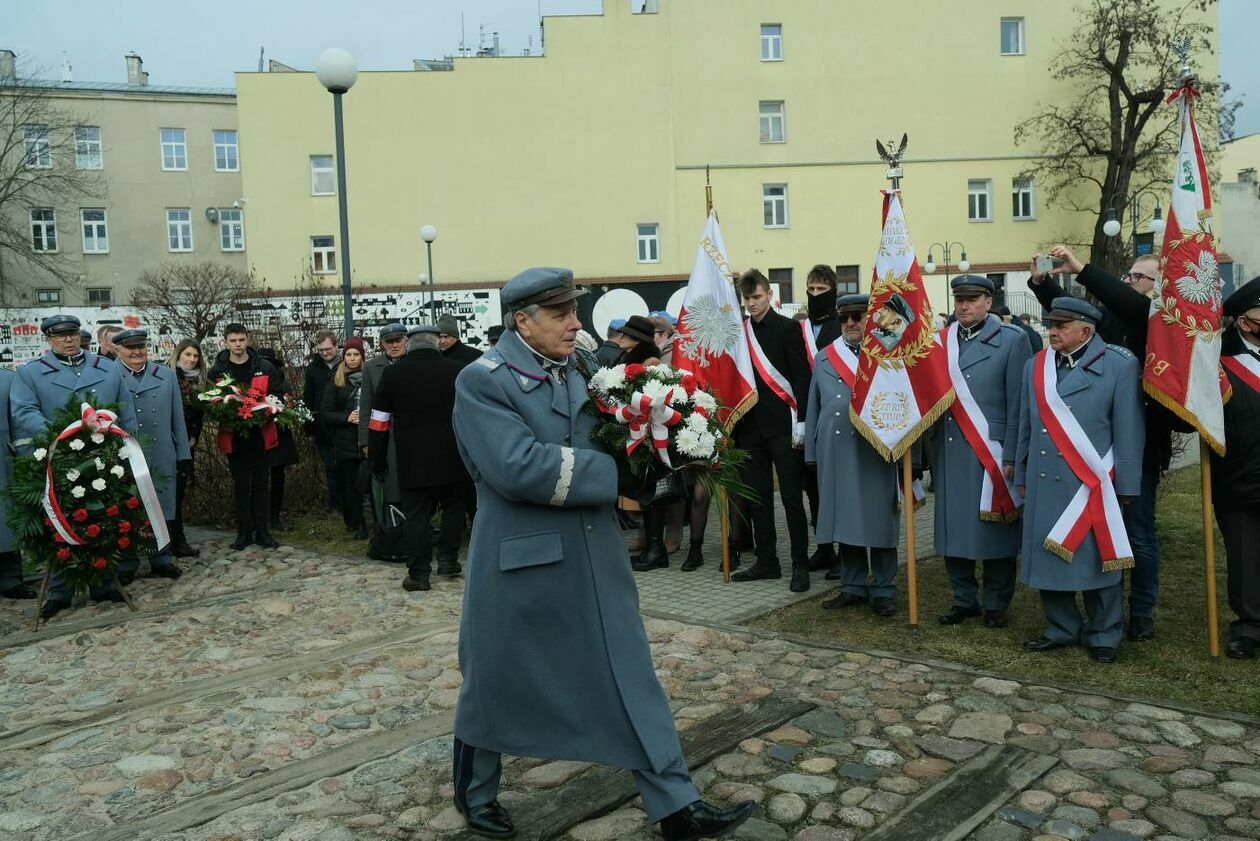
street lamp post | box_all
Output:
[1103,190,1166,251]
[922,241,970,285]
[315,48,359,339]
[421,225,438,321]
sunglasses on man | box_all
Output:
[1122,271,1156,285]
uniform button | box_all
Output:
[834,411,841,417]
[835,430,840,436]
[965,374,971,379]
[1039,472,1046,478]
[1040,450,1046,456]
[836,394,842,399]
[947,437,953,442]
[1041,428,1047,434]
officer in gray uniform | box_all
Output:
[931,276,1031,628]
[1016,298,1144,664]
[0,368,35,600]
[358,322,409,561]
[113,329,189,582]
[803,294,905,618]
[11,314,139,619]
[450,268,754,841]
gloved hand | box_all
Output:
[791,421,806,449]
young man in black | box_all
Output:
[208,323,290,550]
[732,270,813,591]
[800,264,844,575]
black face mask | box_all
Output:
[807,287,837,321]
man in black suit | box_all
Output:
[369,324,470,592]
[801,265,844,574]
[732,270,813,592]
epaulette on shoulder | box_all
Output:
[474,353,503,371]
[1106,343,1135,360]
[1000,322,1025,336]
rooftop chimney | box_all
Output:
[0,50,15,82]
[125,52,147,86]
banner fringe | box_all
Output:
[980,509,1022,524]
[1142,379,1225,456]
[722,390,758,433]
[1044,539,1074,563]
[890,389,955,462]
[1101,555,1135,573]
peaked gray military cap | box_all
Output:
[501,267,588,308]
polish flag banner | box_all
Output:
[849,192,954,460]
[1144,78,1227,454]
[674,211,757,427]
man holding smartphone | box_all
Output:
[1027,245,1188,644]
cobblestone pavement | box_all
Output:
[1,512,1256,841]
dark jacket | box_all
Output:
[369,347,469,489]
[811,315,843,352]
[320,369,364,463]
[174,368,205,448]
[595,340,622,368]
[736,308,812,441]
[303,353,340,445]
[1211,327,1260,508]
[1028,265,1190,472]
[443,340,484,367]
[619,341,661,366]
[208,347,291,451]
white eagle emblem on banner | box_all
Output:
[680,294,742,368]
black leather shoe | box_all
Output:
[172,540,200,558]
[871,597,896,617]
[1089,646,1117,664]
[789,567,810,593]
[151,565,183,580]
[726,548,742,571]
[660,799,755,841]
[455,798,515,839]
[1226,637,1257,659]
[118,572,135,587]
[230,533,252,551]
[402,576,431,592]
[821,592,865,610]
[1127,615,1155,641]
[1023,636,1070,652]
[94,588,126,603]
[824,565,844,580]
[807,544,835,571]
[40,598,71,619]
[436,561,462,576]
[938,606,982,625]
[254,532,280,549]
[632,541,669,571]
[680,544,704,571]
[0,583,36,600]
[731,563,781,582]
[984,610,1009,629]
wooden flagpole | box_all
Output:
[1200,437,1219,657]
[902,452,918,626]
[704,163,733,584]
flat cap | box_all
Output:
[113,328,149,347]
[1046,296,1102,325]
[501,267,587,308]
[436,314,460,337]
[951,275,995,296]
[79,329,93,344]
[407,324,440,336]
[608,318,627,332]
[1224,276,1260,318]
[378,322,407,341]
[836,294,870,313]
[41,314,81,334]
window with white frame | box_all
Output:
[74,127,102,169]
[213,130,239,171]
[24,125,51,168]
[160,128,187,170]
[29,209,57,251]
[87,287,113,305]
[219,208,245,251]
[636,223,659,263]
[1012,177,1036,220]
[36,288,62,305]
[166,208,193,251]
[81,209,108,253]
[761,24,782,61]
[968,179,993,222]
[763,184,789,228]
[311,155,335,195]
[311,236,336,274]
[1001,18,1025,55]
[759,100,786,143]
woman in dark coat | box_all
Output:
[167,339,205,557]
[256,348,299,530]
[320,337,368,537]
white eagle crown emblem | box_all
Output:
[1173,251,1221,310]
[680,294,741,367]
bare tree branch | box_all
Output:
[130,261,261,344]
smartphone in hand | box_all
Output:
[1035,255,1054,274]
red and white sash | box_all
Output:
[942,323,1021,523]
[1221,352,1260,394]
[744,319,798,424]
[801,320,820,371]
[822,338,857,390]
[1032,349,1133,571]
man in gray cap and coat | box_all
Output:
[1016,297,1145,664]
[437,314,484,366]
[11,314,139,618]
[358,322,409,561]
[0,366,35,601]
[113,328,189,582]
[931,276,1031,628]
[450,267,754,840]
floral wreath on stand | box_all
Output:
[5,396,167,628]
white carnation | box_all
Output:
[685,412,709,433]
[692,389,717,413]
[650,364,675,377]
[66,469,80,482]
[90,432,105,444]
[71,485,86,498]
[110,465,125,478]
[590,365,626,393]
[32,448,47,461]
[68,439,85,451]
[639,379,675,405]
[91,478,107,491]
[94,457,106,471]
[676,428,717,460]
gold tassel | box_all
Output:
[1142,380,1225,456]
[1101,555,1135,573]
[1044,539,1074,563]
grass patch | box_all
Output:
[281,509,372,559]
[750,465,1259,717]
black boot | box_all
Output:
[230,529,252,551]
[789,562,811,593]
[169,519,199,557]
[807,543,835,571]
[632,509,669,571]
[660,800,756,841]
[680,542,705,571]
[254,531,280,549]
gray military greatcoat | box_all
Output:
[0,370,16,554]
[358,354,400,501]
[803,345,902,549]
[1015,335,1145,591]
[119,362,192,518]
[930,315,1031,560]
[452,329,685,774]
[11,351,138,448]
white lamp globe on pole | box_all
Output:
[957,252,970,273]
[924,259,936,275]
[421,225,439,320]
[1150,206,1166,236]
[315,48,358,93]
[1102,209,1122,238]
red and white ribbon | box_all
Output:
[42,403,170,550]
[1221,353,1260,394]
[368,409,392,432]
[822,339,857,390]
[942,323,1021,522]
[800,320,819,372]
[613,389,684,468]
[1032,350,1132,569]
[744,319,798,424]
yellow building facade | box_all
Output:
[236,0,1218,316]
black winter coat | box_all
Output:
[320,373,364,463]
[443,340,483,367]
[368,347,469,489]
[735,309,812,442]
[1211,327,1260,508]
[208,347,293,457]
[303,354,339,445]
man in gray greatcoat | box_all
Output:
[450,267,754,841]
[931,276,1031,629]
[114,329,190,583]
[11,314,139,619]
[1015,298,1144,664]
[0,368,36,600]
[803,294,903,618]
[358,323,409,562]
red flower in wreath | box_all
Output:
[53,533,65,544]
[237,406,254,420]
[624,363,646,378]
[118,521,132,534]
[73,508,89,522]
[105,504,120,517]
[56,548,70,561]
[248,386,264,399]
[85,524,101,538]
[680,374,698,396]
[92,557,107,570]
[125,497,140,510]
[43,516,53,527]
[117,536,131,550]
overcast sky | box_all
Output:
[6,0,1259,138]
